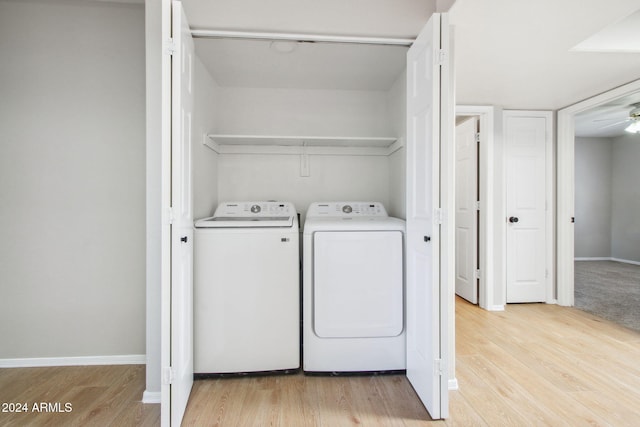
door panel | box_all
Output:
[406,12,449,420]
[169,1,194,425]
[505,113,548,303]
[455,117,479,303]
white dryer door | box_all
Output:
[313,231,403,338]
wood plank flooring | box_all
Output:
[454,297,640,427]
[1,299,639,426]
[183,299,640,426]
[0,364,159,426]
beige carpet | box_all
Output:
[574,260,640,332]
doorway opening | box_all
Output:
[566,85,640,330]
[454,106,498,310]
[557,79,640,306]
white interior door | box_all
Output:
[168,1,194,425]
[505,111,549,303]
[406,12,450,420]
[455,117,479,303]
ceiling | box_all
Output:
[185,0,431,91]
[194,39,408,91]
[182,0,640,135]
[448,0,640,111]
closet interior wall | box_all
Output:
[192,40,408,222]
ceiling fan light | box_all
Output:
[624,120,640,134]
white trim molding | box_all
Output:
[455,105,497,310]
[557,79,640,306]
[142,390,162,404]
[0,354,146,368]
[576,257,640,266]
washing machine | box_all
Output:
[303,202,406,373]
[194,201,299,374]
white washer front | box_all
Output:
[303,202,406,373]
[194,201,299,374]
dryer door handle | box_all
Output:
[180,236,188,243]
[424,236,431,242]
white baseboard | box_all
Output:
[611,257,640,266]
[448,378,459,390]
[0,354,146,368]
[487,305,505,311]
[142,390,161,404]
[575,257,640,266]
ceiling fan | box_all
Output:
[596,103,640,133]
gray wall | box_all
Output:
[575,135,640,263]
[574,137,612,258]
[611,133,640,262]
[0,0,146,359]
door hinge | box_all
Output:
[164,38,176,56]
[434,359,445,376]
[475,132,480,143]
[474,269,481,280]
[435,49,447,66]
[162,366,174,385]
[475,200,481,211]
[434,208,443,225]
[166,207,175,225]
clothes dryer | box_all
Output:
[303,202,405,373]
[194,201,299,374]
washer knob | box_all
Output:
[342,205,353,214]
[250,204,261,213]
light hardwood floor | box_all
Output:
[0,364,159,426]
[2,299,639,426]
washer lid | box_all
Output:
[195,201,297,228]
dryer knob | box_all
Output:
[250,204,261,213]
[342,205,353,214]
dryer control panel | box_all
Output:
[306,202,388,218]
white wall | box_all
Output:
[193,57,220,219]
[214,87,394,136]
[217,154,390,223]
[212,85,398,221]
[387,71,407,219]
[0,0,146,360]
[574,137,612,258]
[611,133,640,262]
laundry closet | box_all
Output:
[163,4,452,424]
[190,38,409,224]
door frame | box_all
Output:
[557,79,640,306]
[149,8,455,423]
[455,106,498,310]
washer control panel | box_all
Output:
[307,202,388,218]
[214,201,295,217]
